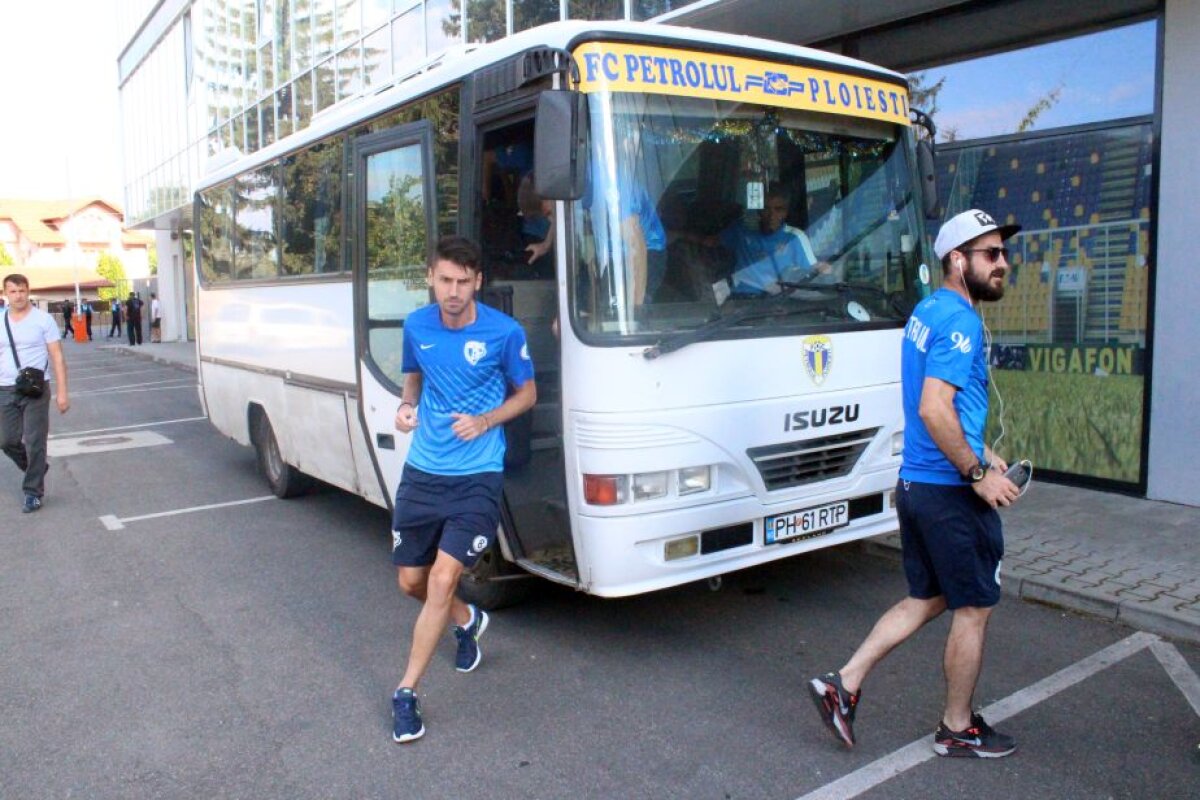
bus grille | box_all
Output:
[747,428,880,491]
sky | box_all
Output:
[0,0,124,202]
[0,6,1159,205]
[918,21,1157,142]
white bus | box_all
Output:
[195,20,937,608]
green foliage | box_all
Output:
[148,245,158,276]
[0,241,13,266]
[366,172,427,272]
[95,252,129,301]
[1016,85,1064,133]
[985,370,1143,483]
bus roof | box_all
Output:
[197,19,909,191]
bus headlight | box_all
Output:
[678,465,712,495]
[632,471,669,501]
[583,466,715,506]
[891,431,904,456]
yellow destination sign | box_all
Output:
[574,42,910,127]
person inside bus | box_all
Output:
[518,172,554,279]
[584,163,667,309]
[681,184,831,295]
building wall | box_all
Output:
[1147,0,1200,504]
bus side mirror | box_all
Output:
[917,139,939,220]
[535,90,587,201]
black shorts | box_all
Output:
[896,478,1004,610]
[391,465,503,568]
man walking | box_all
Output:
[808,209,1023,758]
[390,236,536,743]
[2,274,70,512]
[108,297,122,338]
[61,298,74,337]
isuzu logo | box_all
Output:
[783,403,860,432]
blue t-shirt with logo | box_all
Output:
[720,224,818,293]
[401,302,535,476]
[899,289,988,484]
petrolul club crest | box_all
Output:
[802,335,834,385]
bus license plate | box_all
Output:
[765,501,849,544]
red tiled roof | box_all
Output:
[0,198,126,247]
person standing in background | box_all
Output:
[82,298,94,341]
[108,297,122,338]
[150,292,162,343]
[125,292,143,346]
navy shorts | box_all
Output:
[896,479,1004,610]
[391,465,503,568]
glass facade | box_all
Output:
[920,21,1157,488]
[935,121,1153,486]
[119,0,705,227]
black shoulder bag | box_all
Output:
[4,312,46,398]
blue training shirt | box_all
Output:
[899,288,988,485]
[720,223,818,293]
[402,302,535,476]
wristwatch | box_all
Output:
[965,461,988,483]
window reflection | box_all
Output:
[392,7,422,74]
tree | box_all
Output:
[0,242,13,267]
[96,252,129,301]
[1016,84,1064,133]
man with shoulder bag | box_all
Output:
[2,274,70,513]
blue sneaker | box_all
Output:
[392,688,424,743]
[22,494,42,514]
[453,604,490,673]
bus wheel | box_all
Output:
[252,411,313,499]
[457,534,530,611]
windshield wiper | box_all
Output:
[642,300,820,360]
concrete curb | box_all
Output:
[106,344,197,374]
[862,536,1200,646]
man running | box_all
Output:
[390,236,536,743]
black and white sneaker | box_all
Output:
[933,712,1016,758]
[808,671,861,747]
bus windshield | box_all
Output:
[569,91,926,344]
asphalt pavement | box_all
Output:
[3,337,1197,800]
[105,336,1200,646]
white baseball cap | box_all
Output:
[934,209,1021,260]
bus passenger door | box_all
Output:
[477,120,578,586]
[353,124,437,505]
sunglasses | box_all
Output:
[959,246,1010,263]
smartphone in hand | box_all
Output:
[1004,460,1032,490]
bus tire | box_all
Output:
[457,533,530,611]
[252,410,313,499]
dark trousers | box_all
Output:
[109,313,122,337]
[63,314,73,336]
[127,317,142,345]
[85,313,93,340]
[1,386,50,498]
